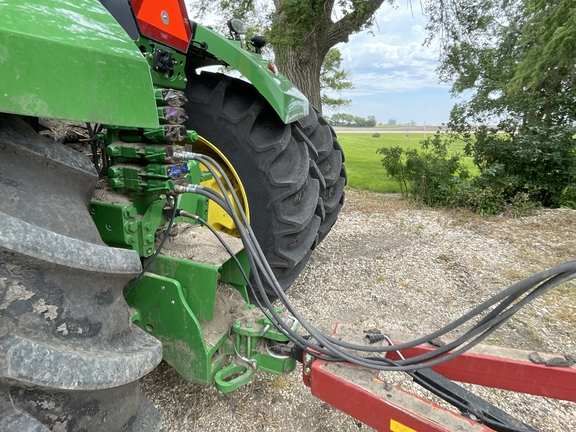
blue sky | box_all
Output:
[327,3,458,126]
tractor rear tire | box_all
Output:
[184,72,346,294]
[0,114,163,431]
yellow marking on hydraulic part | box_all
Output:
[390,419,417,432]
[196,136,249,237]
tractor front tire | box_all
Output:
[0,114,163,431]
[184,72,346,294]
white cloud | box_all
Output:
[325,3,457,124]
[342,69,446,96]
[411,24,425,35]
[332,5,449,100]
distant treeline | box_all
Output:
[326,113,377,127]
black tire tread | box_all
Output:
[0,114,162,431]
[184,71,346,291]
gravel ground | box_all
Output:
[141,190,576,431]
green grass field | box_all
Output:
[337,132,475,193]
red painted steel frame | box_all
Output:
[384,330,576,402]
[304,359,493,431]
[303,325,576,431]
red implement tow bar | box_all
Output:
[303,323,576,431]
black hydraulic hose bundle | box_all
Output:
[176,151,576,372]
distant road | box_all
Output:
[332,126,446,133]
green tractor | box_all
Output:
[0,1,346,430]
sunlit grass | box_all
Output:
[337,132,476,193]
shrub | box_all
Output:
[376,146,408,195]
[451,183,507,216]
[560,186,576,208]
[466,124,576,208]
[377,133,469,206]
[378,124,576,215]
[507,192,540,217]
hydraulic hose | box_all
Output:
[172,150,576,371]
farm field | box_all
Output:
[337,132,475,192]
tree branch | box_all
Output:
[321,0,389,49]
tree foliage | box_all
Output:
[320,48,353,111]
[412,0,576,211]
[510,0,576,103]
[328,113,377,126]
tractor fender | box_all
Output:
[192,24,309,124]
[0,0,158,129]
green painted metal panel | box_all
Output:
[137,37,188,90]
[89,197,168,258]
[0,0,158,128]
[126,273,224,385]
[252,353,296,375]
[127,258,296,387]
[194,24,309,124]
[152,255,220,321]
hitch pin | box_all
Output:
[259,324,271,337]
[377,335,406,383]
[234,341,257,369]
[259,316,297,337]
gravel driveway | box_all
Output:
[142,190,576,431]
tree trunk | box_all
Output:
[269,0,389,113]
[274,43,324,113]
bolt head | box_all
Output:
[304,367,311,375]
[161,10,169,25]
